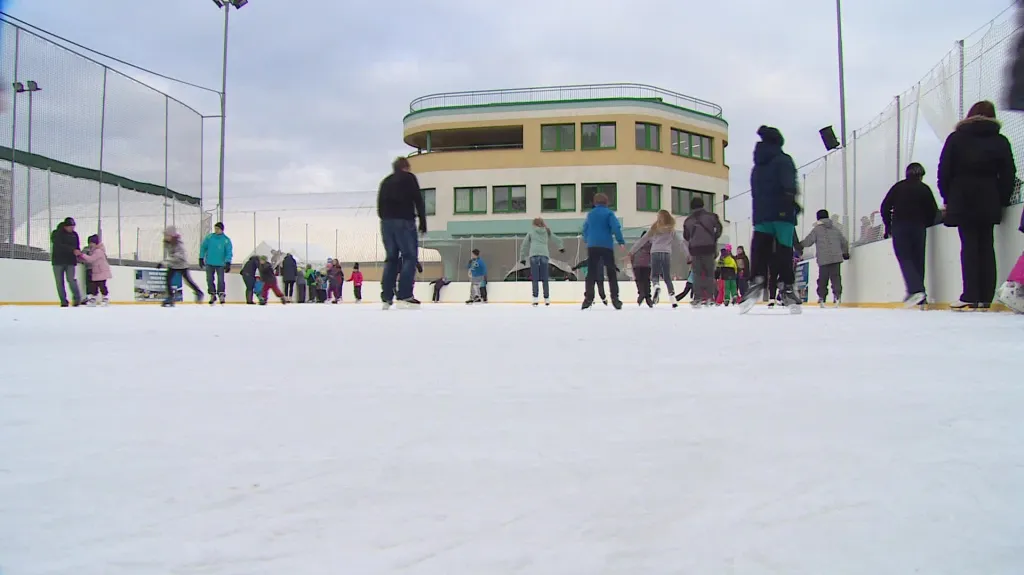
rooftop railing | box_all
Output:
[408,83,723,118]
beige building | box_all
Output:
[405,84,730,282]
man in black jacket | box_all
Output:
[377,156,427,309]
[50,217,83,307]
[240,255,260,305]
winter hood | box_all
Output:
[753,125,786,166]
[817,218,835,229]
[954,115,1001,137]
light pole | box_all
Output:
[836,0,850,234]
[212,0,248,223]
[13,80,41,249]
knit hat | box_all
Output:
[725,243,732,252]
[62,217,76,227]
[87,234,100,245]
[214,222,224,231]
[816,209,829,220]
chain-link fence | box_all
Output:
[0,19,204,265]
[727,4,1023,254]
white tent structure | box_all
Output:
[245,241,332,267]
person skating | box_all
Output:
[682,196,723,308]
[799,209,850,307]
[51,217,83,307]
[571,257,613,305]
[159,226,203,307]
[738,125,804,314]
[377,156,427,309]
[674,267,696,303]
[630,209,687,308]
[327,260,345,303]
[630,230,654,307]
[937,100,1017,310]
[716,246,739,306]
[430,276,450,302]
[199,222,233,305]
[240,255,260,304]
[519,217,565,306]
[78,234,112,306]
[257,256,288,305]
[734,246,750,297]
[349,263,364,303]
[581,193,625,309]
[466,249,488,304]
[880,161,941,307]
[280,252,298,301]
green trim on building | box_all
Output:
[404,97,729,127]
[0,145,201,206]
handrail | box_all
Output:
[409,83,723,118]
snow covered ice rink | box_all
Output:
[1,303,1023,575]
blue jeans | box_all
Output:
[530,255,550,298]
[380,219,419,301]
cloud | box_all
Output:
[6,0,1018,222]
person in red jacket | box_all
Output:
[349,263,364,303]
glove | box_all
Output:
[883,228,891,240]
[155,263,163,269]
[418,223,427,234]
[198,258,205,269]
[520,260,526,265]
[559,248,565,253]
[225,263,232,273]
[843,253,850,261]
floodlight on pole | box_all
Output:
[213,0,247,223]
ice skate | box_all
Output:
[398,297,421,310]
[611,299,623,310]
[779,284,803,315]
[601,298,608,306]
[652,287,661,305]
[581,298,593,310]
[209,294,217,306]
[194,292,204,304]
[950,299,973,311]
[101,296,110,307]
[161,299,175,308]
[86,295,97,308]
[645,296,654,308]
[532,297,539,307]
[833,297,842,308]
[381,301,393,310]
[737,277,765,315]
[218,292,226,305]
[637,294,643,306]
[544,298,551,306]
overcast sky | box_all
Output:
[7,0,1016,217]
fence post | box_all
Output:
[895,94,902,183]
[305,223,309,263]
[98,67,108,237]
[277,216,281,251]
[46,168,52,234]
[252,212,256,252]
[851,130,858,240]
[957,39,965,120]
[116,184,122,263]
[135,227,140,261]
[8,28,19,254]
[802,173,808,237]
[163,95,170,230]
[823,155,829,211]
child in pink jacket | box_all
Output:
[78,234,112,306]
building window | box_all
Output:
[670,128,714,162]
[493,185,527,213]
[581,122,616,150]
[671,187,714,216]
[541,184,576,212]
[636,183,661,212]
[541,124,575,151]
[421,188,436,216]
[582,183,617,210]
[635,122,661,152]
[454,186,487,214]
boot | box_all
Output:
[737,277,766,315]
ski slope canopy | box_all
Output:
[1,305,1021,574]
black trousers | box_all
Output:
[584,247,619,302]
[242,274,256,304]
[283,280,295,297]
[958,224,997,304]
[633,266,651,299]
[751,231,794,288]
[892,222,927,295]
[432,282,445,302]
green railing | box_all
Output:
[408,83,723,118]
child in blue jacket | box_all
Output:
[466,249,487,304]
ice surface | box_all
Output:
[1,304,1023,575]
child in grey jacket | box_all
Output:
[799,209,850,306]
[159,226,203,306]
[630,210,689,307]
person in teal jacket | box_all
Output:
[467,249,487,303]
[199,222,233,304]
